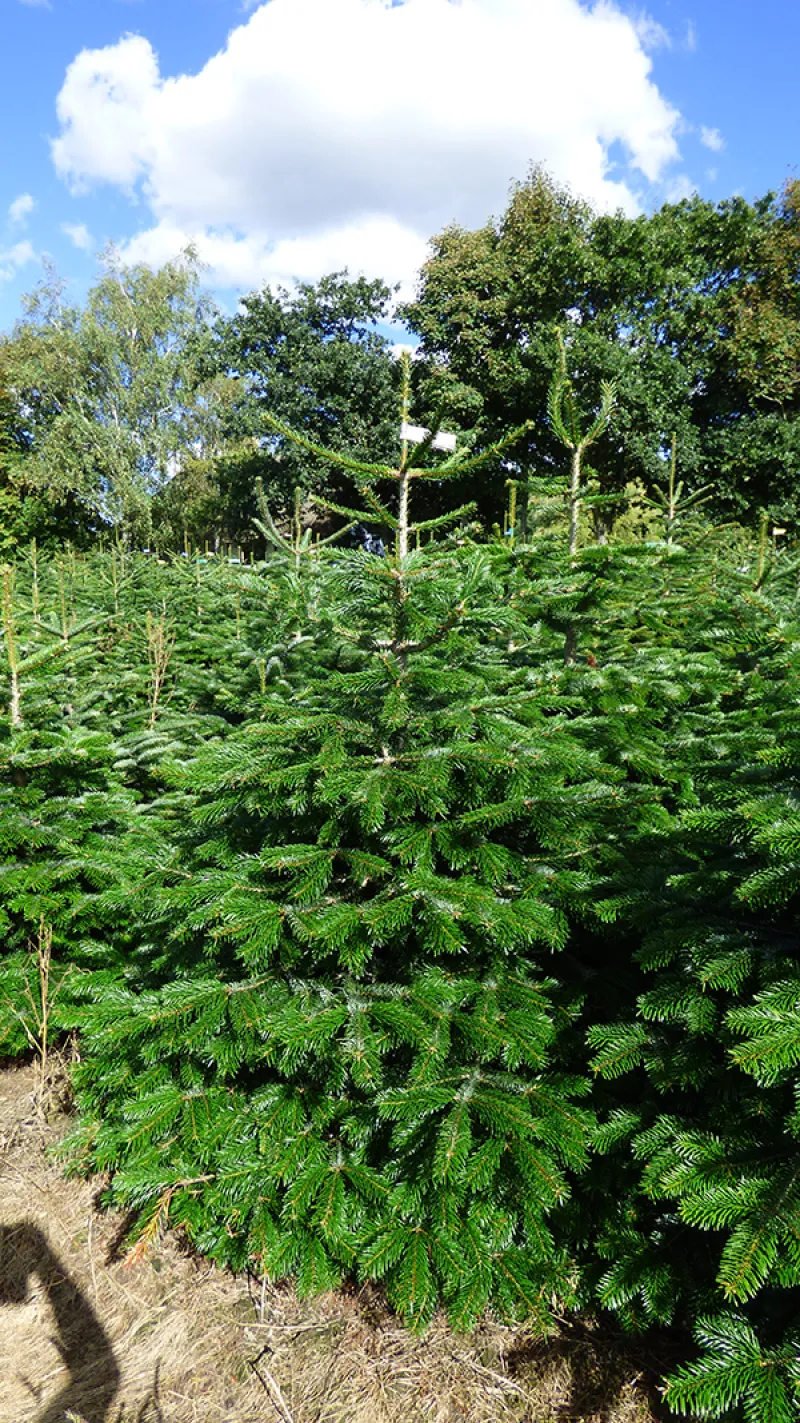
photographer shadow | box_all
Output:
[0,1219,121,1423]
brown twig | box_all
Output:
[249,1346,295,1422]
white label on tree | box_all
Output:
[400,422,457,453]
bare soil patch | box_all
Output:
[0,1059,663,1422]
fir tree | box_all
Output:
[6,361,800,1417]
[583,537,800,1419]
[64,361,610,1328]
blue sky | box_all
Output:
[0,0,797,332]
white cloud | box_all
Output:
[633,12,671,50]
[54,34,158,194]
[685,19,697,51]
[8,193,35,227]
[389,342,419,360]
[18,0,52,9]
[61,221,93,251]
[51,0,683,294]
[700,125,724,153]
[0,240,37,283]
[665,173,695,203]
[123,215,427,299]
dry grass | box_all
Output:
[0,1058,664,1423]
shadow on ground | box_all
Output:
[0,1219,121,1422]
[504,1316,685,1422]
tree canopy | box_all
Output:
[3,176,800,552]
[1,249,218,546]
[193,271,401,538]
[404,168,800,531]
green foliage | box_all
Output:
[2,250,220,545]
[197,272,400,531]
[64,532,603,1329]
[6,340,800,1419]
[405,168,800,531]
[665,1316,800,1422]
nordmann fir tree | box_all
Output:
[477,433,800,1422]
[0,557,164,1058]
[547,327,616,566]
[579,528,800,1422]
[64,357,626,1329]
[0,546,277,1060]
[10,374,800,1414]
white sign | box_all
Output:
[400,422,457,453]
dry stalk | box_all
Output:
[30,537,41,624]
[58,558,71,644]
[2,563,22,727]
[146,607,176,728]
[2,919,67,1111]
[111,545,121,618]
